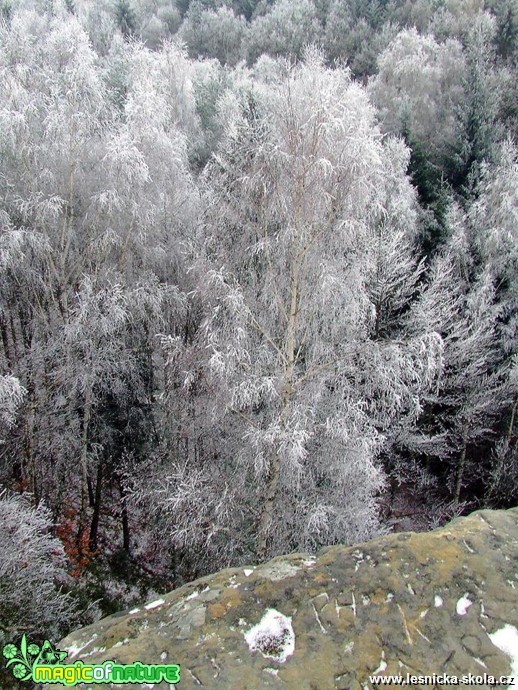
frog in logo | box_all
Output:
[34,640,68,666]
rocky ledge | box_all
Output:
[53,508,518,689]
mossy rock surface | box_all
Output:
[51,508,518,689]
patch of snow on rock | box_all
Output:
[68,635,97,659]
[82,646,105,658]
[489,625,518,689]
[145,598,165,610]
[372,651,387,674]
[456,594,472,615]
[244,608,295,663]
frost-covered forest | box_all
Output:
[0,0,517,666]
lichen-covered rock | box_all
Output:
[52,509,518,690]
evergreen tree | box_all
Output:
[492,0,518,62]
[115,0,137,38]
[452,14,500,198]
[404,130,450,257]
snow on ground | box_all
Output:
[456,594,472,615]
[372,651,387,674]
[488,625,518,689]
[244,608,295,663]
[145,598,165,610]
[67,635,97,659]
[81,646,105,658]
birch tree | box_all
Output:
[179,3,246,65]
[246,0,322,65]
[0,12,198,556]
[192,52,442,560]
[368,28,466,164]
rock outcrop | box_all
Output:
[53,509,518,689]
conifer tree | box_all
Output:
[115,0,137,38]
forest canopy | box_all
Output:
[0,0,517,673]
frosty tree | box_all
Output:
[468,140,518,503]
[0,11,197,552]
[0,490,76,641]
[193,51,443,560]
[0,0,514,607]
[0,375,24,431]
[401,201,512,508]
[368,28,466,162]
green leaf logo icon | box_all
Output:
[2,635,67,683]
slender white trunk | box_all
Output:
[257,251,300,560]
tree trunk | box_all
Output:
[88,462,103,552]
[256,251,299,560]
[170,546,177,590]
[256,449,282,561]
[120,481,131,554]
[453,423,469,505]
[77,384,92,550]
[87,474,95,508]
[0,314,14,368]
[486,396,517,500]
[26,399,38,502]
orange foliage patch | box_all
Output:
[56,504,98,577]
